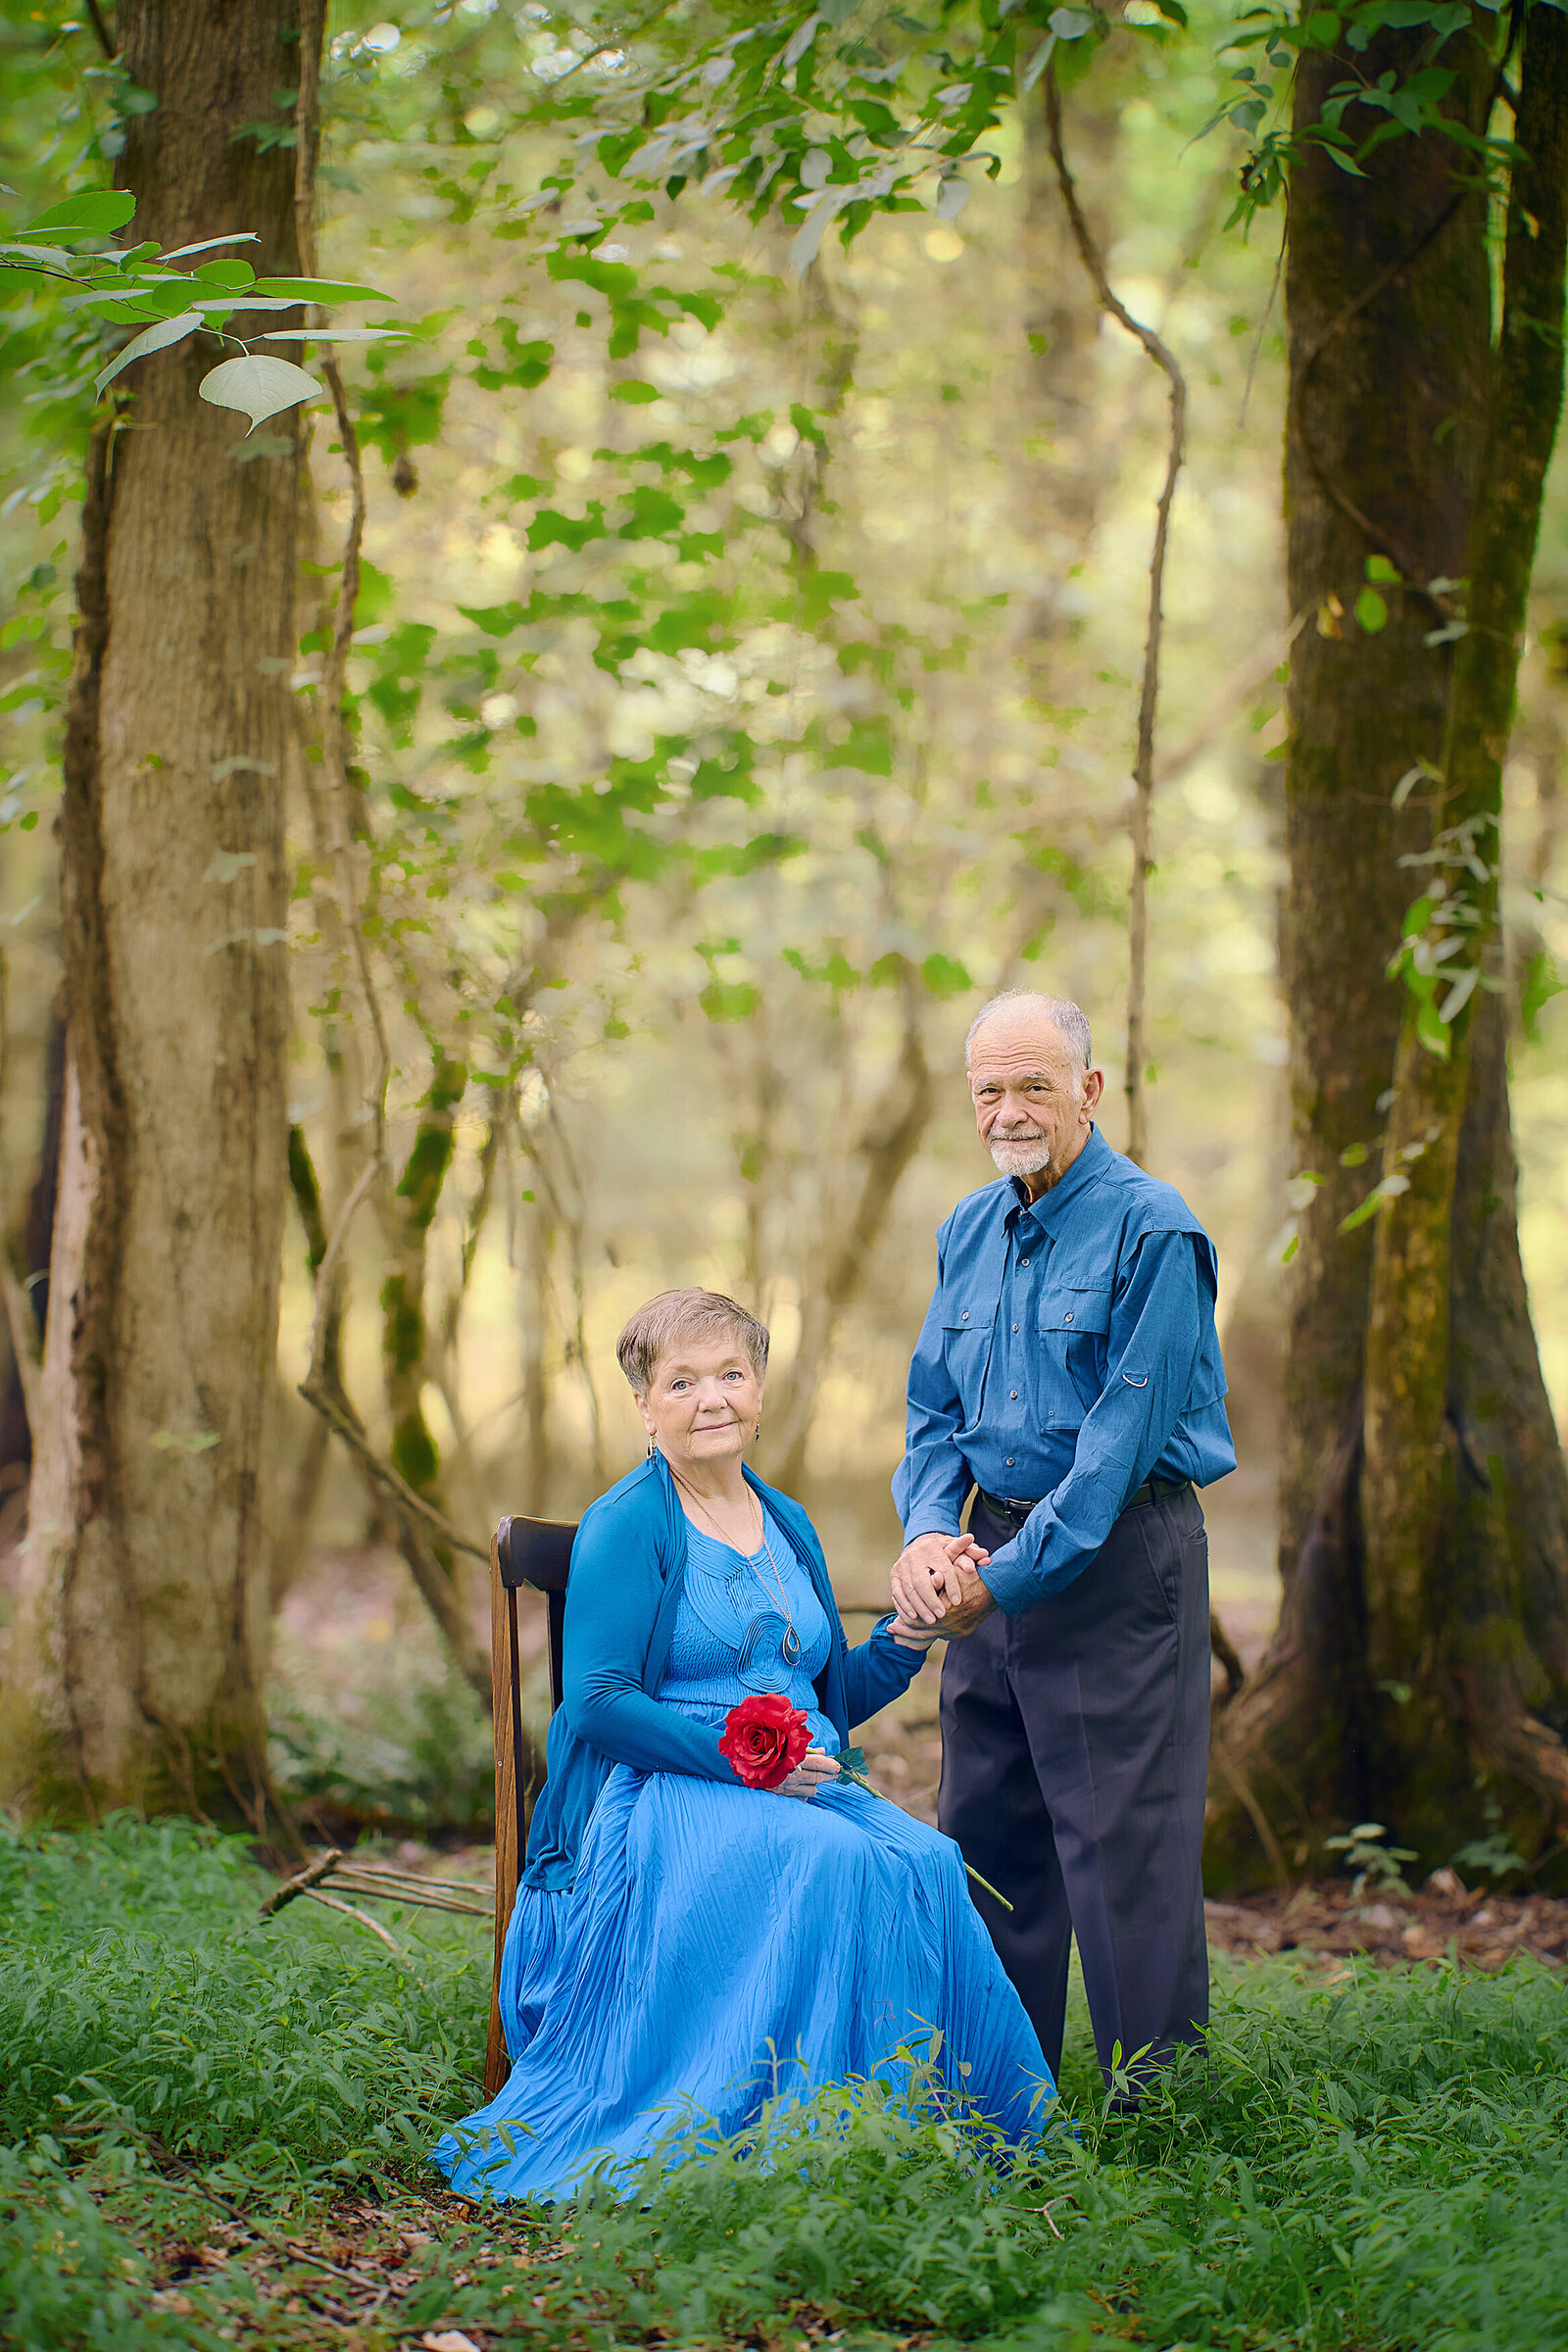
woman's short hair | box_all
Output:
[615,1288,770,1395]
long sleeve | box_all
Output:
[979,1229,1207,1614]
[892,1255,972,1541]
[561,1503,738,1784]
[839,1618,926,1728]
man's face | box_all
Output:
[967,1010,1102,1194]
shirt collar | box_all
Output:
[1004,1123,1110,1232]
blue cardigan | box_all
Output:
[520,1450,927,1891]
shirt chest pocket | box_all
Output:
[1037,1282,1112,1416]
[1037,1282,1112,1337]
[940,1299,991,1426]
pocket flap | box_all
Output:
[1038,1282,1111,1336]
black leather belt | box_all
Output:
[975,1475,1193,1532]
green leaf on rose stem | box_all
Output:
[198,353,321,431]
[839,1747,868,1779]
[94,310,207,397]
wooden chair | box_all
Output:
[485,1511,576,2098]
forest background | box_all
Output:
[1,0,1566,1885]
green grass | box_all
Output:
[3,1815,1566,2350]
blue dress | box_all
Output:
[435,1505,1052,2202]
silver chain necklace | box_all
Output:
[668,1461,803,1665]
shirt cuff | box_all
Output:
[972,1532,1038,1616]
[901,1516,963,1544]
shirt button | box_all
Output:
[1004,1457,1015,1468]
[1064,1311,1074,1324]
[961,1309,969,1321]
[1019,1257,1030,1268]
[1009,1389,1019,1399]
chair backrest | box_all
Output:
[486,1511,576,2098]
[495,1512,574,1711]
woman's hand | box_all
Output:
[774,1747,841,1801]
[890,1614,943,1651]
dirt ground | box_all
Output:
[1202,1875,1568,1971]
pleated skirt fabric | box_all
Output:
[433,1764,1053,2203]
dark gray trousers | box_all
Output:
[938,1487,1211,2088]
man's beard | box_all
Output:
[990,1130,1053,1179]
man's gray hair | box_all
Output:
[965,990,1092,1073]
[615,1287,770,1394]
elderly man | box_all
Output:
[890,990,1234,2094]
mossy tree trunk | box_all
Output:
[1209,12,1568,1882]
[373,1050,494,1704]
[0,0,321,1823]
[1359,3,1568,1840]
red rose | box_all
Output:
[718,1693,811,1791]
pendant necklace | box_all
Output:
[754,1526,803,1665]
[670,1463,801,1665]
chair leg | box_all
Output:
[485,1534,518,2099]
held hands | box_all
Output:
[775,1747,841,1801]
[890,1531,997,1642]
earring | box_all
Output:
[754,1419,762,1446]
[647,1438,657,1458]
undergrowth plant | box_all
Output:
[3,1816,1567,2351]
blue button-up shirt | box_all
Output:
[894,1124,1235,1613]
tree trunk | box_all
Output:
[1209,18,1568,1881]
[0,0,320,1822]
[1360,4,1568,1841]
[373,1051,495,1706]
[272,1122,337,1611]
[1209,21,1486,1868]
[518,1197,555,1519]
[0,988,64,1481]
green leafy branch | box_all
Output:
[510,1,1177,275]
[1387,808,1501,1056]
[1,187,401,430]
[501,0,1521,268]
[1208,0,1527,229]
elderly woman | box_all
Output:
[435,1288,1050,2201]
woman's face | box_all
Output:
[638,1333,763,1477]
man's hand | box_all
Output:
[932,1557,996,1638]
[890,1530,992,1627]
